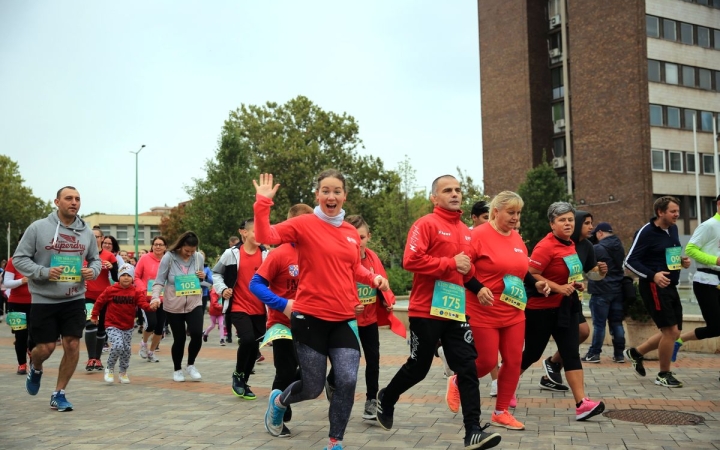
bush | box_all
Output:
[623,278,651,322]
[386,266,413,296]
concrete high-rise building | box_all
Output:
[479,0,720,243]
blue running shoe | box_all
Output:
[25,364,42,396]
[50,392,73,412]
[323,439,345,449]
[671,340,683,362]
[264,389,287,437]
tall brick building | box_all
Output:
[479,0,720,244]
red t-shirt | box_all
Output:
[527,232,578,309]
[404,206,476,320]
[134,252,163,298]
[253,195,377,321]
[356,248,396,327]
[230,246,265,315]
[467,223,528,328]
[256,243,299,328]
[85,249,117,300]
[90,284,153,330]
[4,258,31,304]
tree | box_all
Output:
[516,160,572,252]
[182,95,397,258]
[159,202,189,247]
[456,167,489,227]
[0,155,53,259]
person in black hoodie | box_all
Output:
[586,222,626,363]
[538,210,607,391]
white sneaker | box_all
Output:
[119,373,131,384]
[146,351,159,363]
[490,379,498,397]
[104,368,114,383]
[173,370,185,382]
[437,346,454,378]
[185,365,202,381]
[139,342,148,359]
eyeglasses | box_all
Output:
[153,243,166,247]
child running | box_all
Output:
[203,289,226,345]
[90,264,160,384]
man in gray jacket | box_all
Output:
[13,186,101,411]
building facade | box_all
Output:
[83,206,169,256]
[479,0,720,244]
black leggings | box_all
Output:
[84,298,107,360]
[692,282,720,340]
[522,307,582,372]
[143,304,166,335]
[165,306,204,371]
[8,302,34,365]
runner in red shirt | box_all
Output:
[254,170,389,450]
[4,256,33,374]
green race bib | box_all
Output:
[666,247,682,270]
[357,282,377,305]
[259,324,292,348]
[563,254,584,283]
[6,311,27,331]
[50,254,82,282]
[430,280,466,321]
[499,275,527,310]
[174,274,201,296]
[85,302,94,320]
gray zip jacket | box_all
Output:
[12,211,101,304]
[152,251,205,314]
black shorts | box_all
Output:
[290,312,360,355]
[578,310,587,324]
[638,280,683,330]
[29,299,86,344]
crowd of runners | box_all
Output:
[3,175,720,450]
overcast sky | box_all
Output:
[0,1,482,216]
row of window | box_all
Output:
[98,226,161,245]
[651,148,718,174]
[646,15,720,50]
[649,104,718,131]
[649,59,720,91]
[681,0,720,9]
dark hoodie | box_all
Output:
[570,210,597,273]
[588,233,625,295]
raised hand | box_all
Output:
[253,173,280,200]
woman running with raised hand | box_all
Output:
[134,236,168,363]
[254,171,389,450]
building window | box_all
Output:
[669,151,683,172]
[703,154,716,174]
[716,71,720,91]
[100,226,112,238]
[684,109,697,129]
[699,69,712,90]
[705,196,716,218]
[682,66,695,87]
[551,67,564,99]
[552,102,564,122]
[667,107,681,128]
[663,19,676,41]
[116,229,129,245]
[646,16,660,38]
[650,104,663,126]
[648,60,661,82]
[150,227,161,240]
[701,111,714,131]
[665,63,679,84]
[715,29,720,49]
[687,153,696,173]
[553,137,566,157]
[681,23,694,45]
[698,26,711,48]
[698,0,709,5]
[689,200,697,219]
[652,149,666,171]
[135,229,145,245]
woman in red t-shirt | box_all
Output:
[520,202,605,422]
[253,170,389,450]
[4,256,33,374]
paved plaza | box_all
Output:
[1,320,719,450]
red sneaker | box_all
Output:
[17,364,27,375]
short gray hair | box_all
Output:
[547,202,575,222]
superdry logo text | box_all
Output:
[45,238,86,253]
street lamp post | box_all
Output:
[130,144,146,257]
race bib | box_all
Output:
[147,279,164,297]
[174,274,201,296]
[357,283,377,305]
[666,247,682,271]
[50,254,82,282]
[6,311,27,331]
[499,275,527,310]
[259,324,292,348]
[430,280,466,321]
[85,302,94,320]
[563,254,584,283]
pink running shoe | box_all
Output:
[576,398,605,421]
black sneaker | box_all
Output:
[202,333,208,343]
[376,388,393,430]
[278,424,291,438]
[283,405,293,422]
[582,353,600,363]
[464,424,501,449]
[231,372,246,397]
[542,357,563,384]
[624,348,646,377]
[612,355,625,363]
[539,376,569,392]
[655,372,683,388]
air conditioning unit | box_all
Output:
[552,157,566,168]
[549,48,562,58]
[549,15,561,29]
[554,118,566,130]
